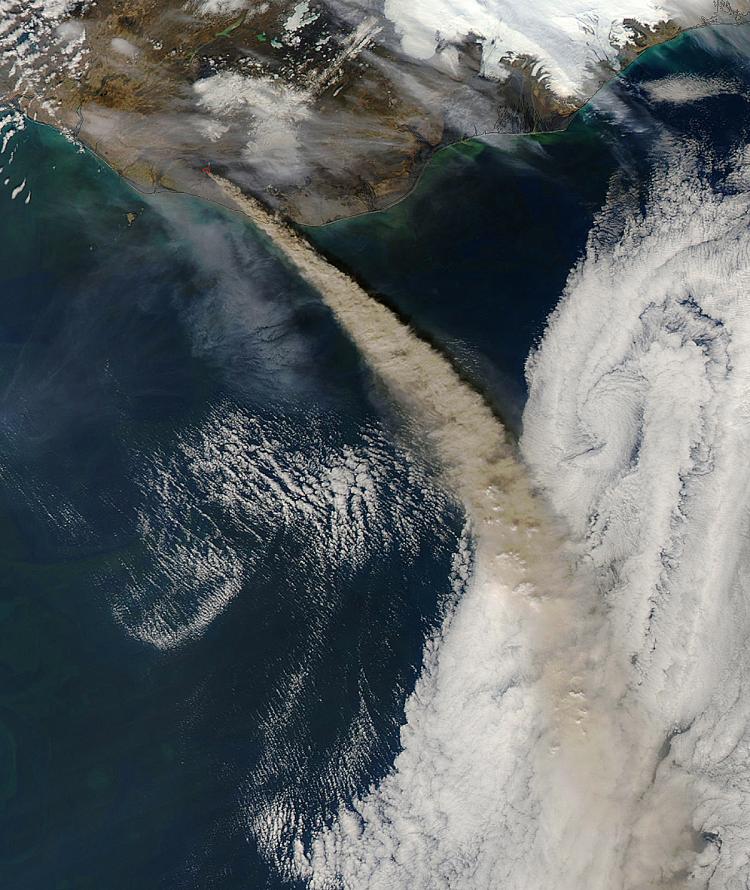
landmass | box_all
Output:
[0,0,740,224]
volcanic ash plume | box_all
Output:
[212,174,691,890]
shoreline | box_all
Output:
[10,18,747,230]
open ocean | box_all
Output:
[3,21,750,889]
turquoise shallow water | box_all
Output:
[3,21,750,889]
[307,133,616,432]
[307,23,750,432]
[0,118,463,888]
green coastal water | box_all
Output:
[0,117,463,889]
[305,129,617,431]
[306,23,750,432]
[3,20,750,889]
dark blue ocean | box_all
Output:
[2,22,750,890]
[308,23,750,433]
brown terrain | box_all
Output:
[0,0,726,224]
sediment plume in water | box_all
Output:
[211,175,692,890]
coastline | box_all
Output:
[8,16,745,230]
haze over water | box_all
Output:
[3,21,750,889]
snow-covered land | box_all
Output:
[384,0,675,96]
